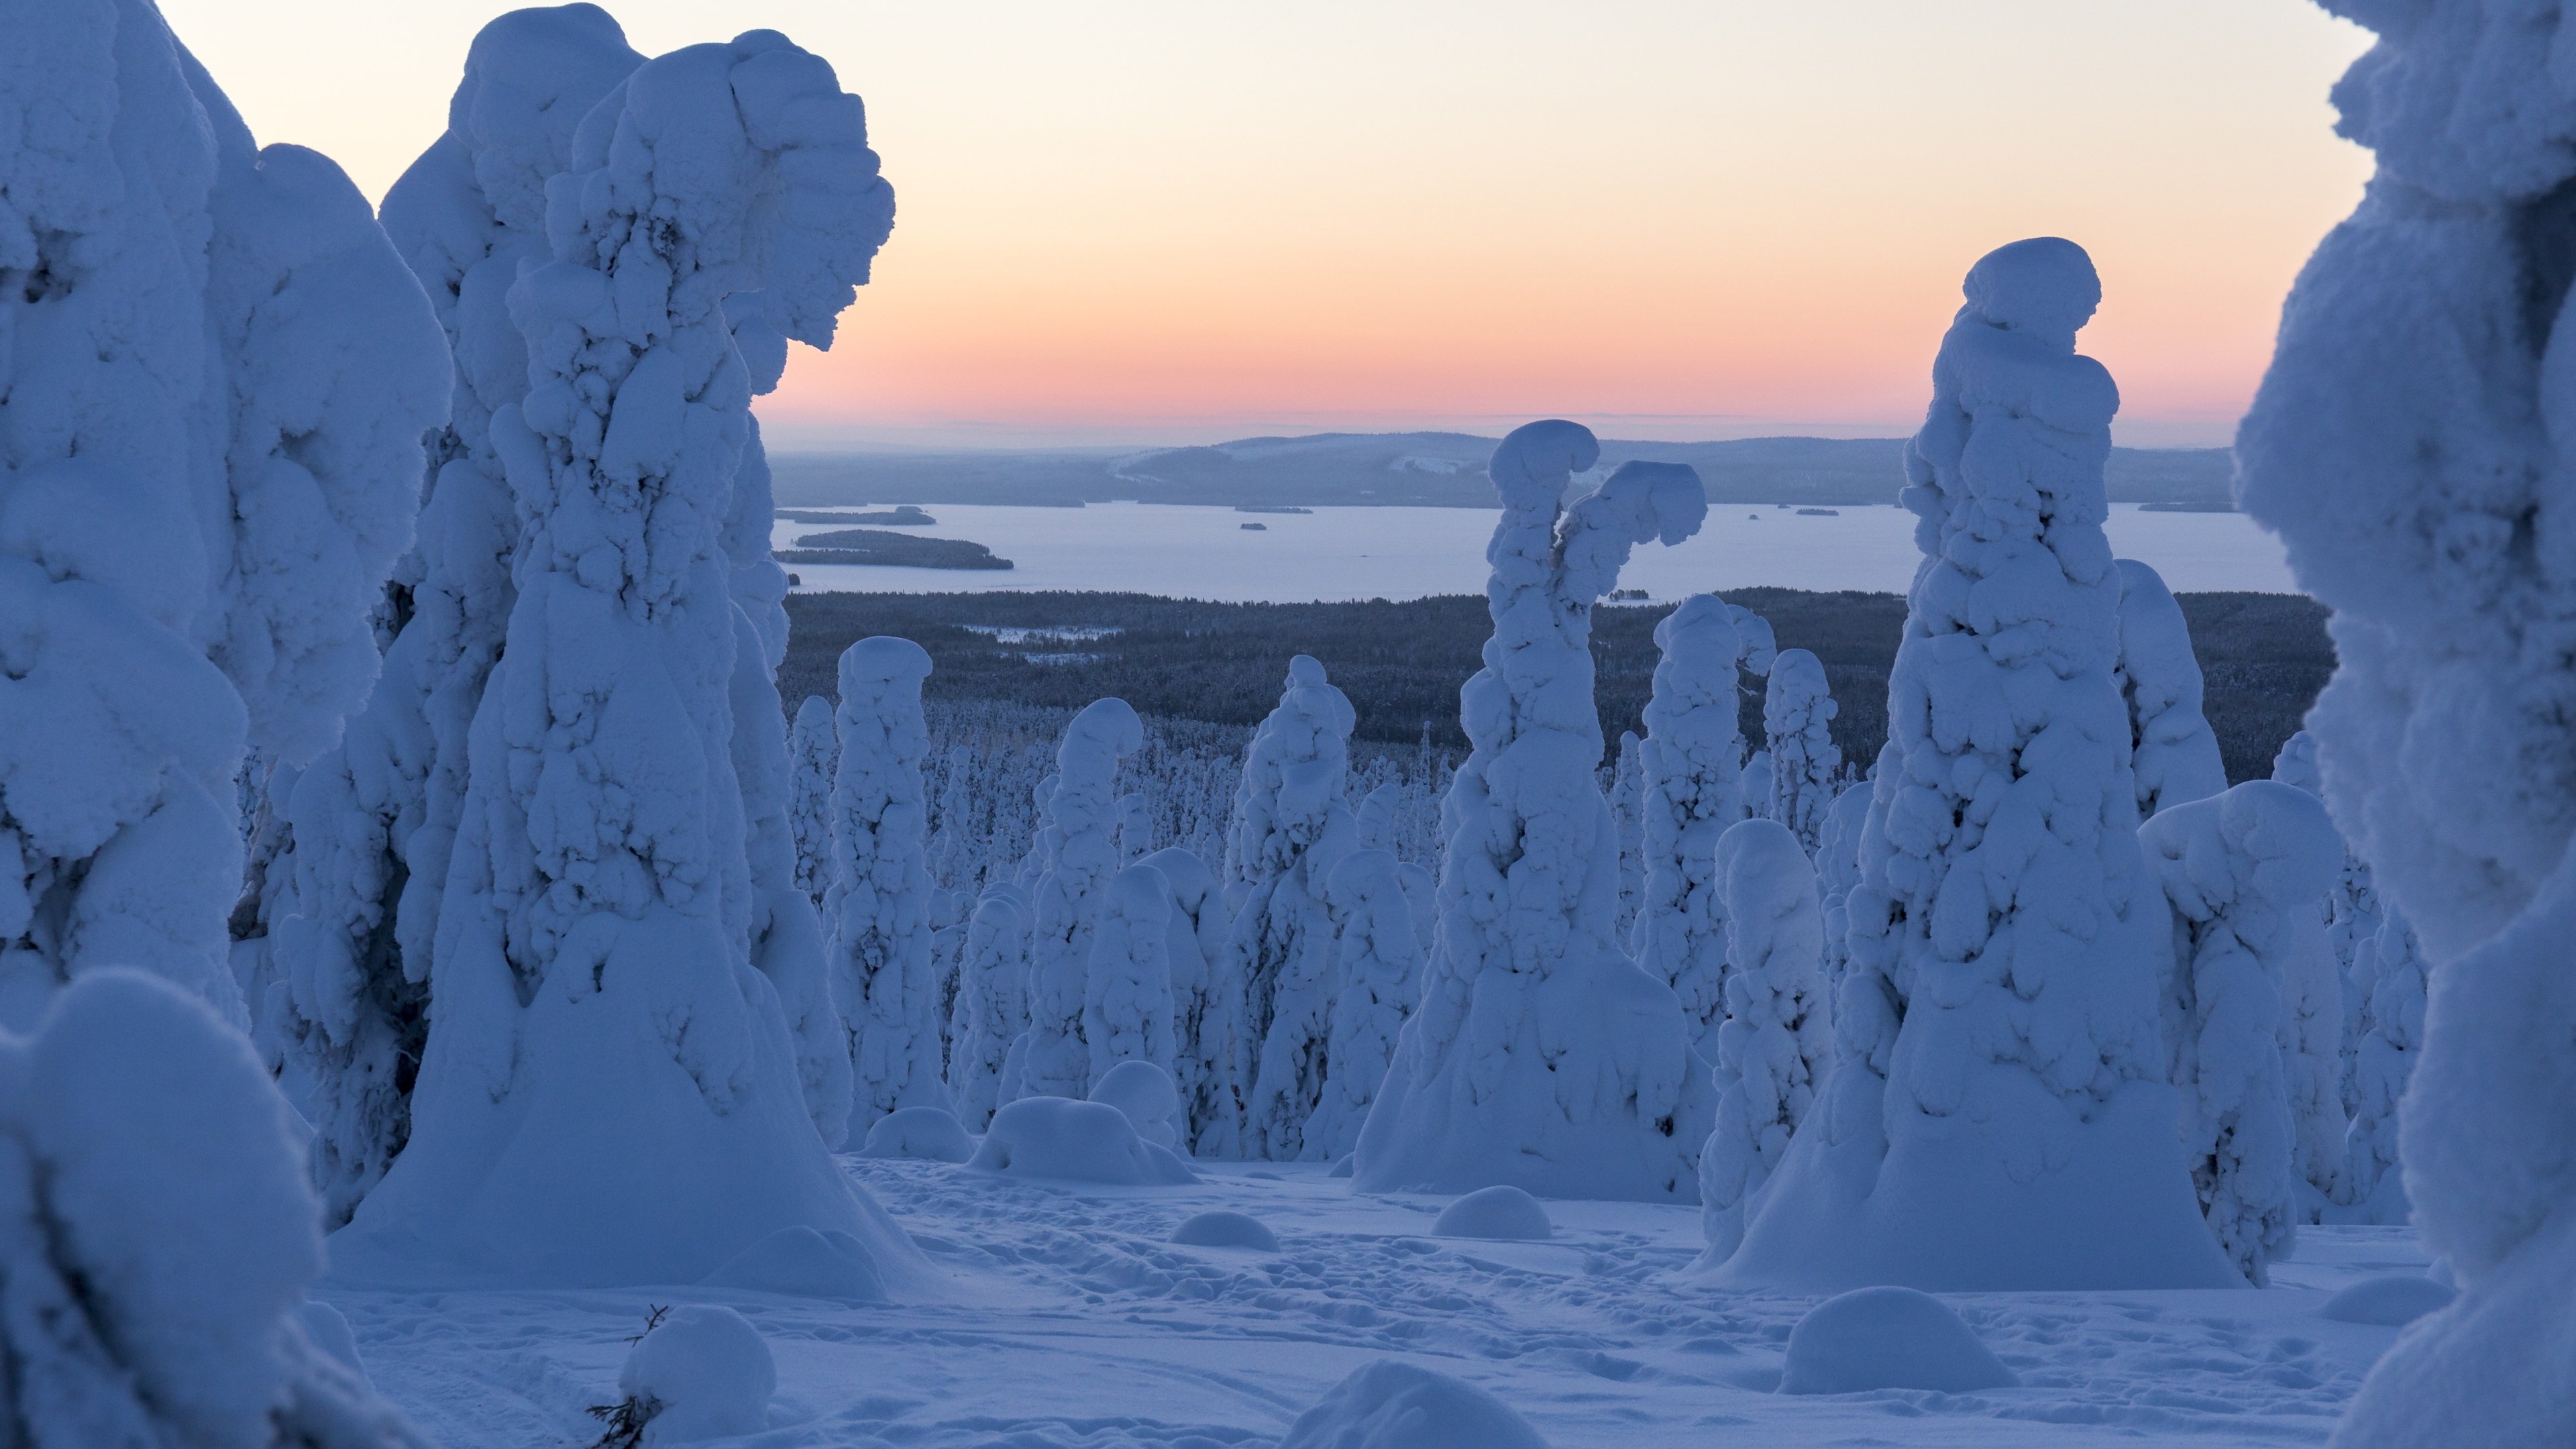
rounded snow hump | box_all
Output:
[1962,236,2099,350]
[1780,1286,2018,1395]
[842,635,932,684]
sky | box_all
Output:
[161,1,2377,451]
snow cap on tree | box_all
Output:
[1717,240,2237,1292]
[1354,425,1713,1201]
[2113,558,2228,817]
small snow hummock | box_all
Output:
[1277,1360,1552,1449]
[2140,781,2343,1285]
[1629,593,1750,1052]
[826,637,952,1141]
[1432,1185,1556,1241]
[858,1105,977,1163]
[601,1305,774,1447]
[2113,559,2229,818]
[1763,649,1843,853]
[1234,657,1361,1161]
[2320,1275,2457,1329]
[1006,699,1144,1104]
[1698,819,1829,1260]
[1778,1287,2019,1395]
[1090,1059,1186,1150]
[2233,4,2576,1440]
[1720,240,2237,1292]
[969,1096,1198,1186]
[1356,425,1711,1203]
[1170,1210,1281,1252]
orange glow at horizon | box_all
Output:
[163,1,2375,447]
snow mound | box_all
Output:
[857,1107,975,1163]
[615,1305,774,1446]
[1278,1360,1551,1449]
[698,1226,885,1303]
[1090,1059,1184,1148]
[1169,1210,1281,1252]
[1433,1185,1554,1242]
[1780,1287,2019,1395]
[2321,1275,2456,1328]
[969,1097,1198,1185]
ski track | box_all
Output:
[327,1161,2420,1448]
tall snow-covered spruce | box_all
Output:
[1354,423,1711,1201]
[1004,698,1143,1103]
[1303,847,1424,1162]
[2112,558,2228,818]
[1697,818,1829,1260]
[1717,240,2237,1291]
[789,694,839,908]
[1762,647,1842,853]
[2235,4,2576,1437]
[339,30,933,1289]
[1629,594,1749,1053]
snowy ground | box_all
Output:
[773,502,2296,601]
[331,1156,2416,1447]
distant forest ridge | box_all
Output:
[767,432,2238,511]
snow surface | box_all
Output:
[776,502,2298,600]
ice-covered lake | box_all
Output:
[775,502,2298,600]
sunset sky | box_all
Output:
[162,2,2376,449]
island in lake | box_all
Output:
[775,527,1013,570]
[775,505,937,525]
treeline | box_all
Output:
[783,588,2330,784]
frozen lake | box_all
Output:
[776,502,2298,601]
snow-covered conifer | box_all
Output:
[790,696,838,908]
[826,639,949,1137]
[2273,729,2383,1114]
[1083,863,1177,1091]
[1611,731,1646,940]
[1728,606,1778,679]
[2113,558,2228,817]
[1811,778,1873,1012]
[1721,241,2236,1291]
[341,32,926,1286]
[1354,425,1711,1201]
[1763,649,1842,852]
[1116,790,1154,865]
[1698,820,1829,1260]
[949,883,1031,1132]
[1302,848,1424,1162]
[1235,658,1360,1159]
[2339,908,2425,1225]
[929,746,973,890]
[1139,847,1242,1153]
[1631,594,1748,1052]
[2233,7,2576,1431]
[1005,699,1144,1102]
[2139,781,2342,1285]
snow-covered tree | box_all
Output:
[1302,847,1424,1162]
[2113,558,2228,818]
[2139,781,2342,1285]
[1610,731,1646,940]
[2273,729,2383,1114]
[929,745,972,889]
[1082,862,1177,1091]
[1728,605,1778,680]
[262,3,637,1224]
[1234,657,1360,1159]
[789,695,837,908]
[1005,698,1143,1102]
[2233,7,2576,1434]
[1631,594,1749,1052]
[733,627,847,1143]
[2338,907,2425,1225]
[1358,780,1440,961]
[1721,241,2236,1291]
[949,883,1031,1132]
[1139,845,1241,1153]
[341,32,926,1287]
[1115,790,1153,865]
[1354,425,1712,1201]
[1811,777,1873,1014]
[1698,819,1829,1260]
[826,637,951,1138]
[1762,649,1842,853]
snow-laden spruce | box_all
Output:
[1005,698,1144,1102]
[949,883,1031,1132]
[2139,782,2342,1285]
[263,3,636,1224]
[1699,819,1829,1260]
[2337,907,2424,1224]
[2274,729,2383,1119]
[2234,5,2576,1436]
[1763,649,1842,853]
[1720,241,2236,1291]
[1139,845,1242,1152]
[790,696,839,908]
[1610,731,1646,941]
[1811,779,1873,1020]
[339,32,928,1288]
[0,971,425,1448]
[1083,862,1178,1090]
[1630,594,1750,1052]
[1357,782,1440,959]
[826,638,949,1139]
[2113,559,2228,818]
[1235,657,1360,1160]
[1301,847,1424,1162]
[1354,423,1712,1201]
